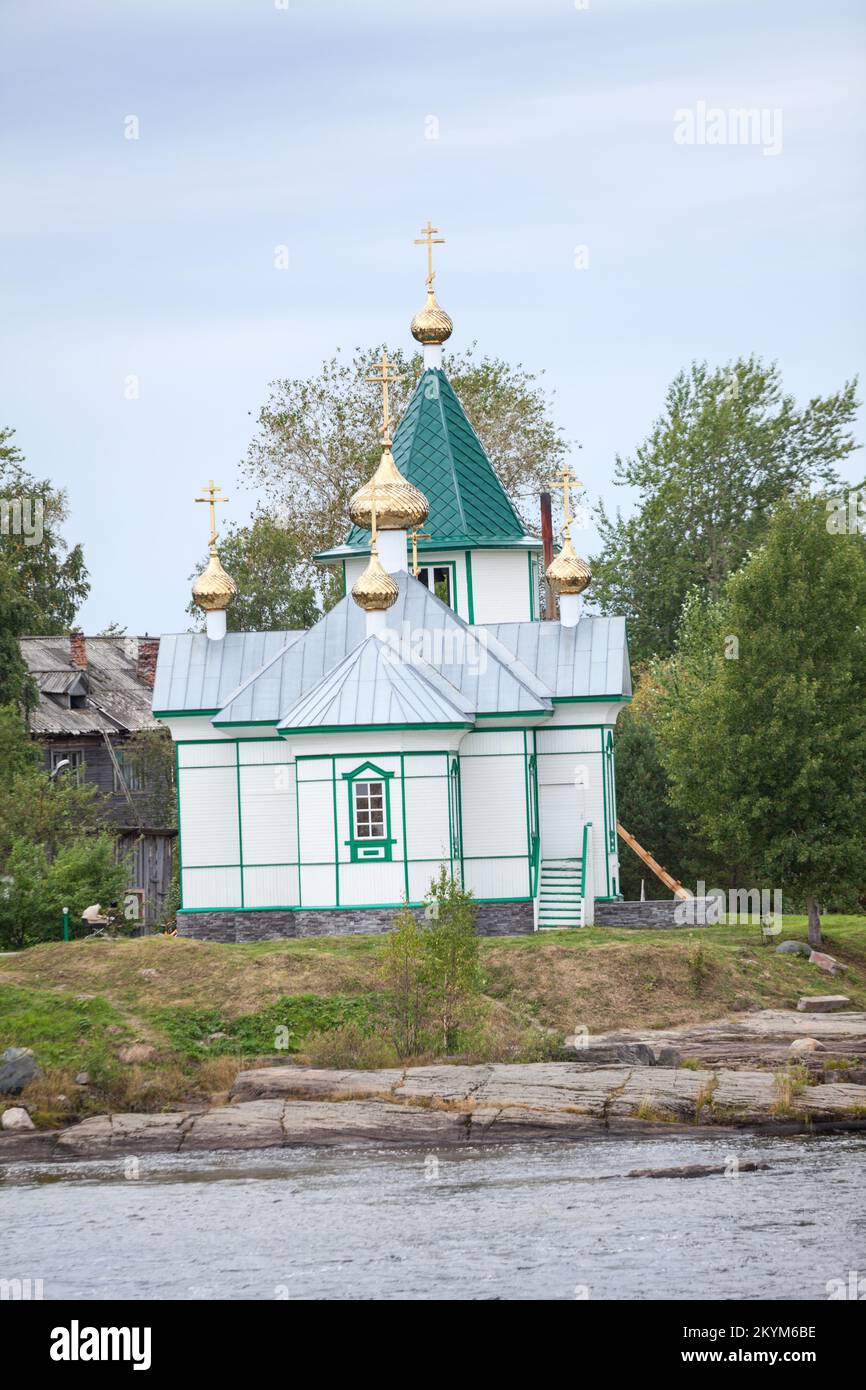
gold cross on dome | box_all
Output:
[408,528,431,576]
[414,220,445,291]
[548,466,582,531]
[365,351,405,446]
[195,480,229,548]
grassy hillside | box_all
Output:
[2,916,864,1127]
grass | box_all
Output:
[1,914,864,1127]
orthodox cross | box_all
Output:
[365,351,404,446]
[414,221,445,292]
[408,528,431,576]
[548,466,582,532]
[195,480,228,548]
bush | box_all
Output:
[0,834,129,949]
[303,1022,399,1070]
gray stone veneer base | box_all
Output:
[176,898,713,942]
[177,900,535,943]
[594,899,714,928]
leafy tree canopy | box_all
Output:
[650,493,866,939]
[241,345,569,580]
[591,359,860,665]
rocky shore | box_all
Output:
[2,1009,865,1164]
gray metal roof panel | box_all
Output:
[482,617,629,699]
[152,630,304,713]
[277,636,474,732]
[214,576,550,726]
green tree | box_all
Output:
[188,513,322,631]
[121,728,177,829]
[0,706,108,866]
[0,834,129,949]
[614,704,696,899]
[242,345,568,580]
[591,359,859,664]
[0,427,89,707]
[421,866,482,1053]
[380,905,428,1058]
[653,493,866,945]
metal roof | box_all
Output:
[482,618,631,699]
[20,637,160,737]
[152,585,631,733]
[210,574,551,727]
[277,635,475,733]
[320,368,537,559]
[152,630,304,714]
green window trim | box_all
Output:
[465,551,475,623]
[342,761,396,863]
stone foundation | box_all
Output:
[594,899,714,928]
[177,900,534,943]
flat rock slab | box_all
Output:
[797,996,851,1013]
[231,1067,405,1103]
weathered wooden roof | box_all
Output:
[20,636,162,738]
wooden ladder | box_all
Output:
[616,822,692,899]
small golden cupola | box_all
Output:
[349,351,428,575]
[410,221,452,363]
[352,490,399,635]
[192,480,238,641]
[545,466,591,628]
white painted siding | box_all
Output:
[463,857,528,899]
[297,779,334,863]
[243,865,298,908]
[470,550,532,623]
[240,763,297,865]
[536,745,608,892]
[178,742,236,768]
[179,765,239,867]
[407,861,445,901]
[238,741,293,765]
[403,776,450,862]
[182,866,241,909]
[339,862,405,905]
[300,864,337,906]
[460,751,527,858]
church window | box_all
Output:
[343,762,395,862]
[415,564,453,607]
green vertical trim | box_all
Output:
[521,729,532,896]
[465,551,475,624]
[332,756,340,906]
[341,558,347,596]
[294,764,303,907]
[236,743,245,908]
[600,728,611,896]
[446,752,454,875]
[174,742,184,911]
[400,753,410,901]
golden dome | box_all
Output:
[192,546,238,612]
[546,535,592,597]
[349,448,429,532]
[410,288,453,346]
[352,548,399,613]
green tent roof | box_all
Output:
[321,368,536,558]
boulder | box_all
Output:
[74,1072,90,1086]
[653,1047,682,1068]
[788,1037,825,1054]
[117,1043,156,1064]
[1,1106,35,1131]
[809,950,847,976]
[0,1046,41,1096]
[797,996,851,1013]
[775,941,811,956]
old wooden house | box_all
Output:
[19,634,176,926]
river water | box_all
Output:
[2,1134,864,1300]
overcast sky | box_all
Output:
[2,0,864,634]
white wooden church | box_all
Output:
[152,229,631,940]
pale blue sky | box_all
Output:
[2,0,864,633]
